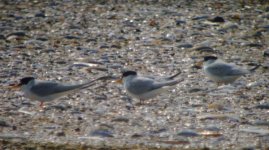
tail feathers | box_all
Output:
[249,64,261,72]
[80,75,114,89]
[165,70,182,80]
[165,78,184,86]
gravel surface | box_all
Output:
[1,0,269,149]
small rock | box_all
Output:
[241,147,255,150]
[112,117,129,123]
[50,104,71,111]
[99,45,110,49]
[194,46,214,53]
[177,44,193,49]
[175,20,186,25]
[188,88,203,93]
[55,60,66,64]
[90,129,114,137]
[246,81,264,88]
[246,43,263,48]
[148,19,159,27]
[254,104,269,109]
[239,127,269,135]
[261,25,269,30]
[44,48,55,53]
[253,120,269,126]
[7,32,27,37]
[64,35,80,39]
[158,140,190,145]
[77,116,83,121]
[35,12,46,17]
[209,16,225,23]
[56,131,65,137]
[177,130,199,137]
[110,44,121,49]
[149,128,167,135]
[0,34,5,40]
[0,119,9,127]
[36,37,48,41]
[264,49,269,57]
[192,15,209,20]
[265,6,269,12]
[162,10,182,16]
[12,126,17,130]
[74,128,80,132]
[198,126,222,137]
[198,114,240,121]
[131,133,144,138]
[208,103,225,110]
[262,63,269,69]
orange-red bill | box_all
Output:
[114,79,123,84]
[193,61,203,69]
[9,83,21,90]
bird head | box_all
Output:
[10,77,35,89]
[204,56,218,62]
[195,56,218,68]
[114,70,137,84]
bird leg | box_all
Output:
[39,102,44,108]
[217,82,224,86]
[135,99,144,106]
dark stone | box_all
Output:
[112,117,129,123]
[255,104,269,109]
[50,104,70,111]
[246,43,263,48]
[131,133,144,138]
[44,49,55,53]
[100,45,110,49]
[111,44,121,49]
[176,20,186,25]
[177,44,193,49]
[90,129,114,137]
[209,16,225,23]
[253,120,269,126]
[0,119,9,127]
[35,12,46,18]
[192,16,209,20]
[149,128,167,135]
[178,130,199,137]
[77,116,83,121]
[74,128,80,132]
[0,34,5,40]
[56,131,66,137]
[188,88,203,93]
[261,25,269,30]
[195,46,214,53]
[64,35,80,39]
[36,37,48,41]
[264,49,269,57]
[12,126,17,130]
[7,32,27,37]
[265,6,269,12]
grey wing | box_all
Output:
[30,81,83,97]
[127,78,165,95]
[207,63,249,76]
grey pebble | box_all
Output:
[254,104,269,109]
[264,49,269,57]
[90,129,114,138]
[177,130,199,137]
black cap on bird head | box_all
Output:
[204,56,218,62]
[20,77,35,85]
[122,70,137,78]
